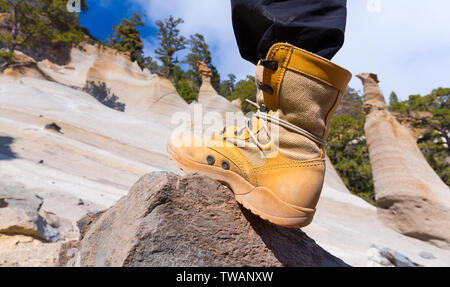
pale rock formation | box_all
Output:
[0,53,183,249]
[324,156,350,194]
[37,44,188,123]
[357,73,450,249]
[195,61,242,115]
[191,61,244,137]
[231,98,242,110]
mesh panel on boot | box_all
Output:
[277,70,339,161]
[279,70,339,138]
[255,65,341,161]
[275,124,321,161]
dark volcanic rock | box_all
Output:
[74,172,349,267]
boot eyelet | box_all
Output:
[234,128,244,136]
[259,105,270,113]
[257,82,274,95]
[247,119,253,130]
[221,160,230,170]
[260,60,278,71]
[206,155,215,165]
[219,127,226,135]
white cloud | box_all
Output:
[134,0,450,100]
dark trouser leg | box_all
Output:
[231,0,347,64]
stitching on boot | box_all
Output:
[270,43,350,93]
[255,162,324,172]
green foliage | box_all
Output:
[218,74,236,99]
[335,87,364,118]
[142,55,160,74]
[389,88,450,185]
[154,15,186,79]
[327,88,375,205]
[110,13,146,69]
[150,16,254,107]
[418,131,449,185]
[0,0,86,55]
[389,91,399,104]
[0,51,14,64]
[175,79,197,104]
[185,34,211,84]
[228,75,257,114]
[152,23,228,104]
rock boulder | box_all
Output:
[70,172,349,267]
[0,185,61,242]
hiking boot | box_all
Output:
[168,43,351,228]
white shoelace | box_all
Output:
[245,99,327,149]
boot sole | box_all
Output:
[167,143,314,228]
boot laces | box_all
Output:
[250,100,327,147]
[244,99,273,151]
[218,99,326,152]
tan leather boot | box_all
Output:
[168,43,351,228]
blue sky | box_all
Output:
[80,0,450,101]
[80,0,157,41]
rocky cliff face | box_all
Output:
[195,60,241,115]
[357,73,450,249]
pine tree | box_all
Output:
[388,91,400,110]
[388,88,450,185]
[0,0,87,70]
[110,13,146,69]
[327,88,375,205]
[389,91,399,104]
[154,16,186,79]
[185,34,211,72]
[229,75,257,114]
[142,55,160,74]
[185,34,219,86]
[175,79,197,104]
[219,74,236,99]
